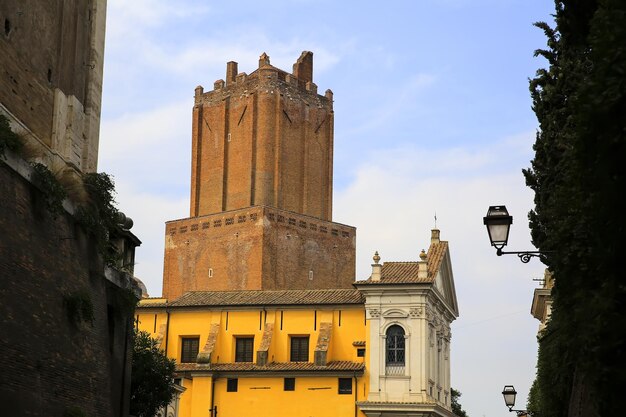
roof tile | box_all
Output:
[356,242,448,285]
[175,361,364,373]
[157,288,364,308]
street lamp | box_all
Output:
[502,385,532,417]
[483,205,546,263]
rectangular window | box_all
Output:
[357,348,366,357]
[235,337,254,362]
[227,378,238,392]
[290,336,309,362]
[181,337,200,363]
[338,378,352,395]
[284,378,295,391]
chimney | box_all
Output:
[226,61,238,85]
[431,228,440,244]
[371,251,382,282]
[418,249,428,280]
[293,51,313,84]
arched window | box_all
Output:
[386,325,405,366]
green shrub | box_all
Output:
[0,114,23,157]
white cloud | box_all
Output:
[107,0,211,35]
[100,100,190,158]
[340,72,437,137]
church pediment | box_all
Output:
[382,308,408,318]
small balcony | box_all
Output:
[385,364,405,376]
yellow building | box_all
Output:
[135,52,459,417]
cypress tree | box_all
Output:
[525,1,626,416]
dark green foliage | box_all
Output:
[118,287,140,316]
[77,172,120,266]
[525,1,626,416]
[526,376,539,416]
[131,330,176,417]
[0,114,22,157]
[31,163,68,218]
[63,291,94,326]
[451,388,469,417]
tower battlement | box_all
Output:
[194,51,333,107]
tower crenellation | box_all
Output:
[197,52,329,106]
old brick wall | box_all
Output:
[190,55,334,221]
[0,160,133,417]
[162,206,355,300]
[163,208,265,298]
[261,208,355,291]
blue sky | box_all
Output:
[98,1,556,416]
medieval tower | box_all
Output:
[139,51,459,417]
[162,52,356,299]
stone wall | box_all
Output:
[0,156,135,417]
[0,0,106,172]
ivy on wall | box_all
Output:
[31,162,68,218]
[63,291,95,326]
[0,114,23,157]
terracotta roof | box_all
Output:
[175,361,364,373]
[168,289,364,307]
[358,401,437,405]
[138,297,168,307]
[426,241,448,280]
[356,241,448,285]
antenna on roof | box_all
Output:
[434,212,437,228]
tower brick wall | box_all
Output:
[163,52,354,299]
[162,206,355,300]
[190,52,334,221]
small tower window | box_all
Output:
[181,337,200,363]
[284,378,295,391]
[208,268,213,278]
[4,19,11,36]
[338,378,352,394]
[386,325,405,366]
[227,378,238,392]
[235,337,254,362]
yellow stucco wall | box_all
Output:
[135,304,369,417]
[214,376,359,417]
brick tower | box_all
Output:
[162,52,356,300]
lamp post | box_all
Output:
[502,385,532,417]
[483,205,546,263]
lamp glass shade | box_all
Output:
[502,385,517,408]
[483,206,513,249]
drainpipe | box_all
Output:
[164,308,171,354]
[119,316,131,416]
[353,373,358,417]
[209,373,218,416]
